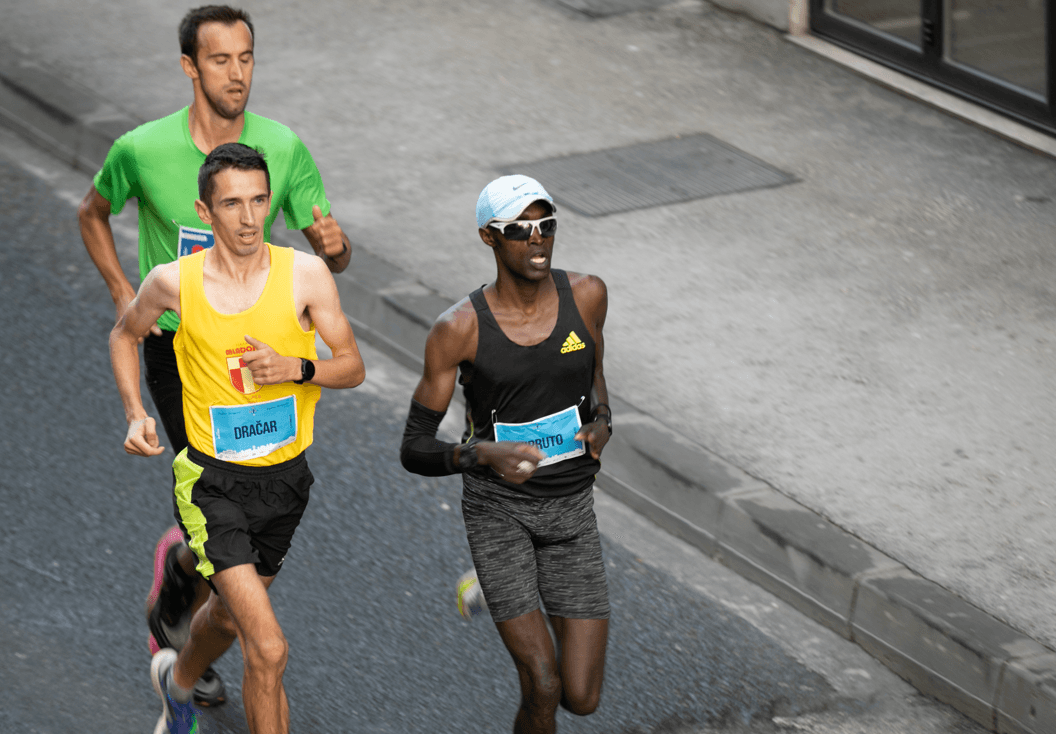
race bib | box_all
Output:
[493,404,585,468]
[177,224,214,257]
[210,395,297,462]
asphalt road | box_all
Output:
[0,131,984,734]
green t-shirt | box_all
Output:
[93,106,331,332]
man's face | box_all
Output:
[486,201,555,281]
[188,21,254,119]
[195,168,271,256]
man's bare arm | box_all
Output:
[79,185,162,336]
[302,254,363,387]
[109,262,180,456]
[571,273,611,459]
[411,301,475,413]
[243,253,364,388]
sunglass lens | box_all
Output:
[497,218,556,240]
[501,222,532,240]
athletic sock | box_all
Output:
[166,665,195,704]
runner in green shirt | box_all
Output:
[92,104,339,333]
[77,5,352,710]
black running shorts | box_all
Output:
[461,472,610,623]
[172,446,312,580]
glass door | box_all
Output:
[829,0,922,48]
[811,0,1055,134]
[945,0,1046,99]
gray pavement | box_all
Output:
[1,0,1055,731]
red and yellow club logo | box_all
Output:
[227,354,261,395]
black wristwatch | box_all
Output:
[592,403,612,435]
[456,443,478,471]
[293,357,315,384]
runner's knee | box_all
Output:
[557,646,605,715]
[519,655,562,711]
[560,683,601,716]
[204,593,238,636]
[244,631,288,673]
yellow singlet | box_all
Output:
[174,244,320,466]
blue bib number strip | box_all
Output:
[210,395,297,462]
[177,224,215,257]
[493,404,585,468]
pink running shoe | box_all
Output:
[146,526,185,616]
[144,526,228,707]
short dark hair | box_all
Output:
[179,5,254,65]
[198,143,270,207]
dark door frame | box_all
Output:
[810,0,1055,136]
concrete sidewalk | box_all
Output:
[2,0,1055,731]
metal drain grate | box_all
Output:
[502,134,796,217]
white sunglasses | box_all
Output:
[487,216,558,240]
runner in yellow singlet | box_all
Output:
[110,143,365,734]
[79,7,355,705]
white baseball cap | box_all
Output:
[475,175,555,229]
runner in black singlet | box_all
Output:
[401,175,613,734]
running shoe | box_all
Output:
[146,529,197,651]
[151,648,199,734]
[146,526,185,614]
[147,629,225,707]
[146,527,226,707]
[191,667,226,707]
[457,568,488,619]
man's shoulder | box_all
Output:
[104,108,189,173]
[564,271,607,320]
[425,296,477,364]
[565,271,606,295]
[243,111,301,148]
[432,296,477,338]
[438,295,476,322]
[118,108,188,146]
[289,246,329,274]
[145,258,182,293]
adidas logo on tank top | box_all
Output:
[560,331,586,354]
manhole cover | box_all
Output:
[502,134,796,217]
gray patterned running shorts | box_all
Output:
[461,472,610,623]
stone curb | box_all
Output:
[0,51,141,174]
[4,52,1055,734]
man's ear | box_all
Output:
[479,227,498,249]
[180,54,200,81]
[194,199,213,226]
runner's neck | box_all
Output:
[187,101,246,155]
[204,241,271,295]
[491,271,557,317]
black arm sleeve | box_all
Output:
[400,399,459,476]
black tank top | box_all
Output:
[459,269,600,497]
